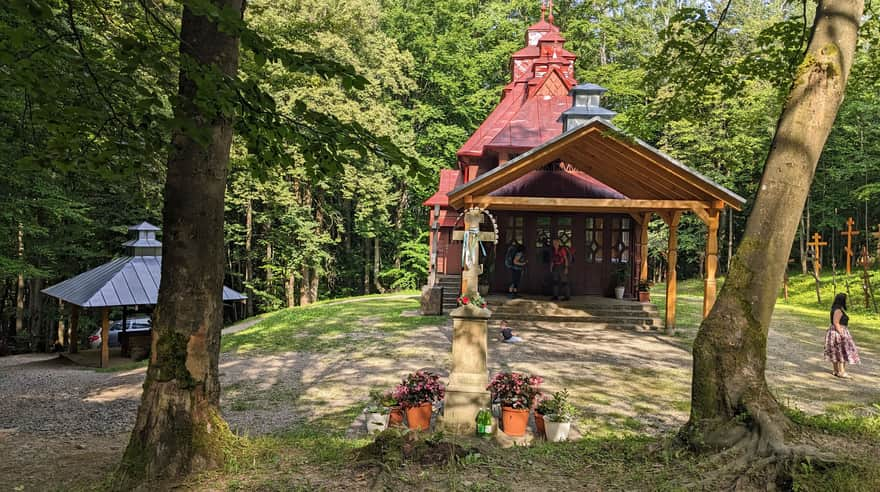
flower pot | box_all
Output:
[638,291,650,303]
[405,402,433,431]
[478,283,490,296]
[388,407,405,427]
[501,407,530,436]
[614,286,625,300]
[543,416,572,442]
[534,411,546,439]
[365,412,389,433]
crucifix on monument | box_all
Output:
[451,208,498,296]
[840,217,861,275]
[807,232,828,277]
[443,207,498,432]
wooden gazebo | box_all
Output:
[42,222,246,367]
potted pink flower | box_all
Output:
[487,372,543,436]
[393,370,445,431]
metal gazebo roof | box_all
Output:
[42,222,246,308]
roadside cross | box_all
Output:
[806,232,828,276]
[451,208,498,296]
[840,217,861,275]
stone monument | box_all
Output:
[441,207,494,432]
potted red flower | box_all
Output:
[393,370,445,431]
[487,372,543,436]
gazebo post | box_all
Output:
[664,212,681,333]
[101,307,110,368]
[69,305,79,354]
[702,209,721,318]
[639,212,650,284]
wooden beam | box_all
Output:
[562,148,675,200]
[569,140,703,200]
[101,307,110,369]
[703,209,721,318]
[606,133,745,210]
[666,211,681,333]
[69,305,79,354]
[448,129,595,207]
[639,212,650,284]
[473,196,710,213]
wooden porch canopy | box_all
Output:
[447,117,747,330]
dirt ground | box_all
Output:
[0,297,877,491]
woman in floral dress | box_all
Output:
[824,293,861,379]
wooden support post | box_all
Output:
[639,213,650,284]
[101,307,110,369]
[702,210,721,318]
[664,212,681,333]
[69,305,80,354]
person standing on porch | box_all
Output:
[824,293,861,379]
[550,238,570,301]
[505,242,527,298]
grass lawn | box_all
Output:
[650,270,880,347]
[178,285,880,490]
[221,294,442,354]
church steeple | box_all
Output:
[526,0,559,46]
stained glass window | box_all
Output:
[536,217,551,249]
[585,217,604,263]
[504,216,524,245]
[557,217,572,247]
[610,217,631,263]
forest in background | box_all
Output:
[1,0,878,350]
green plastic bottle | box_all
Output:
[476,408,493,437]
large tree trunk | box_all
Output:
[244,197,254,317]
[363,237,370,295]
[120,0,244,484]
[15,224,24,337]
[373,237,385,294]
[686,0,863,459]
[300,266,311,306]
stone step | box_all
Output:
[489,313,661,325]
[491,308,657,319]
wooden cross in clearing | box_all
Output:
[807,232,827,276]
[840,217,860,275]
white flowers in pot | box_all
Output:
[542,389,579,442]
[364,389,394,433]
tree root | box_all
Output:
[685,398,844,491]
[686,422,843,491]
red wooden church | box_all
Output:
[423,4,745,327]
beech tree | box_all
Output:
[684,0,864,472]
[119,0,246,482]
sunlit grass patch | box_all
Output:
[221,296,445,354]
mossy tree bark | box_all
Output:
[686,0,863,454]
[120,0,245,483]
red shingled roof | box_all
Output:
[423,169,461,207]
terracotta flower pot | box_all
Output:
[638,291,650,303]
[534,411,546,438]
[405,402,433,431]
[388,407,405,427]
[501,406,529,436]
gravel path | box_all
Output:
[1,297,878,491]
